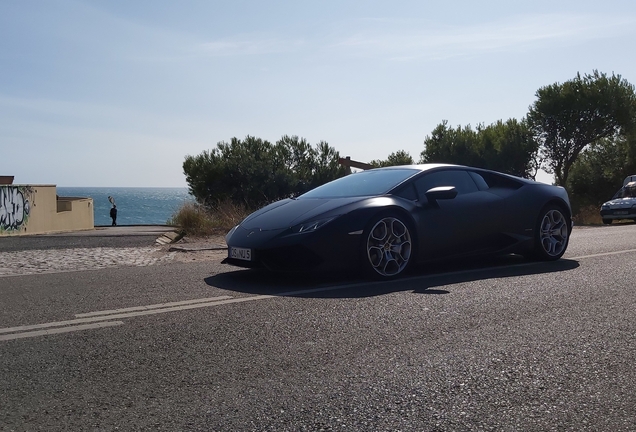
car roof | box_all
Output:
[372,163,459,172]
[371,163,537,184]
[369,164,464,181]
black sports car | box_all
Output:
[222,164,572,279]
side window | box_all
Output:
[468,171,489,190]
[393,183,418,201]
[414,170,479,200]
[478,171,523,190]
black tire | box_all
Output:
[531,204,570,261]
[361,212,415,279]
[603,218,612,225]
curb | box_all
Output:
[155,231,183,245]
[168,245,227,252]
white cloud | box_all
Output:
[331,14,636,61]
[184,13,636,61]
[0,95,210,135]
[196,36,305,56]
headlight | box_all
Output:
[226,224,239,239]
[291,216,337,233]
[601,204,610,210]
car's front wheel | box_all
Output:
[531,204,570,260]
[363,213,414,279]
[603,218,612,225]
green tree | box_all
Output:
[566,133,636,213]
[275,135,315,185]
[420,121,482,167]
[183,135,349,208]
[476,119,540,178]
[369,150,415,168]
[420,119,538,178]
[183,135,266,207]
[527,70,636,186]
[312,141,351,186]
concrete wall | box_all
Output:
[0,185,94,236]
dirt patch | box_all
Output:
[158,234,228,263]
[170,249,228,263]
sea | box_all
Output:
[57,187,194,226]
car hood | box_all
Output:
[240,197,367,230]
[602,197,636,209]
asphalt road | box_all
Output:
[0,226,176,252]
[2,225,636,431]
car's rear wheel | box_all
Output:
[603,218,612,225]
[532,204,570,260]
[363,213,414,279]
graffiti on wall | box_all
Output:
[0,186,34,233]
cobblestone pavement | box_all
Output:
[0,232,229,277]
[0,246,180,277]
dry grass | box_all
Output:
[167,202,215,237]
[210,199,251,231]
[168,200,251,237]
[573,205,603,225]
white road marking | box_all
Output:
[569,248,636,260]
[0,297,242,335]
[75,296,233,317]
[2,247,635,342]
[0,321,124,341]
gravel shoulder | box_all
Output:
[0,228,229,276]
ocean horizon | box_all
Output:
[57,187,194,226]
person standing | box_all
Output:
[110,205,117,226]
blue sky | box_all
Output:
[2,0,635,187]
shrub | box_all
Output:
[209,199,251,232]
[168,201,250,237]
[183,135,350,208]
[573,205,602,225]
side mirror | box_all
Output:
[425,186,458,203]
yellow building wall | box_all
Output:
[0,185,94,236]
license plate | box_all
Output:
[615,210,629,215]
[230,247,252,261]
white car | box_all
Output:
[600,179,636,224]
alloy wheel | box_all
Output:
[366,217,412,277]
[539,209,568,257]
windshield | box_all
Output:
[299,168,419,199]
[613,186,636,199]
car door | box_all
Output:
[410,168,504,260]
